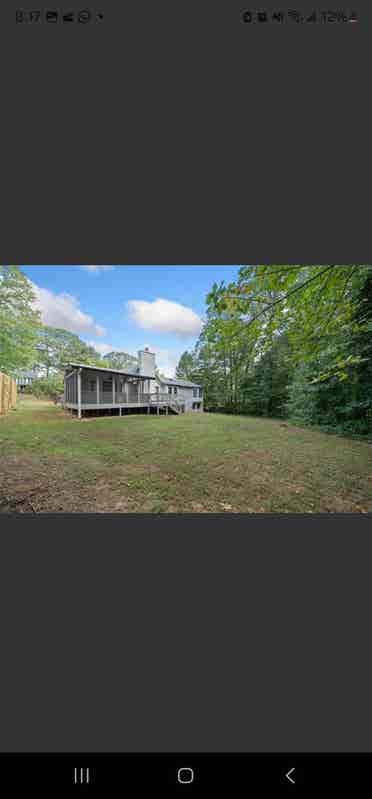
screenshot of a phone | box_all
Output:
[0,2,371,795]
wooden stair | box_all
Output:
[169,402,181,415]
[148,394,185,415]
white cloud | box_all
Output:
[127,298,203,338]
[79,266,114,273]
[32,284,106,337]
[86,341,115,356]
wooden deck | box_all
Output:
[63,360,196,418]
[66,403,151,410]
[64,394,185,417]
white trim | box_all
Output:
[66,362,154,379]
[65,402,154,410]
[77,369,82,419]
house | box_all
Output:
[157,377,203,412]
[64,348,203,418]
[14,370,39,392]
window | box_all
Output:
[168,386,172,395]
[193,388,198,398]
[103,379,113,392]
[198,388,203,398]
[174,387,178,396]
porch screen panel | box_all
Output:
[127,383,138,402]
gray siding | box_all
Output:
[159,382,203,412]
[64,368,203,413]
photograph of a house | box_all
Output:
[14,370,40,393]
[64,349,204,418]
[1,265,372,514]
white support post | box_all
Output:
[78,369,82,419]
[96,374,100,406]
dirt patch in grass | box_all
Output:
[0,453,131,513]
[122,463,163,476]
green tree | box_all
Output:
[189,343,223,409]
[175,351,196,380]
[227,265,369,375]
[31,375,65,402]
[103,351,138,371]
[35,327,105,376]
[0,265,40,373]
[283,269,372,434]
[191,266,372,434]
[197,280,258,409]
[242,334,292,418]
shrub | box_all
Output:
[31,376,64,401]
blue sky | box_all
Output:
[21,266,240,375]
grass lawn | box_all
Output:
[0,396,371,513]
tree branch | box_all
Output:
[232,265,336,334]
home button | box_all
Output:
[177,767,195,784]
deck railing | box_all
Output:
[149,393,172,403]
[78,391,184,408]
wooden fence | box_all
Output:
[0,372,17,416]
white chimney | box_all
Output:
[138,348,155,377]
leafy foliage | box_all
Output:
[241,334,292,418]
[0,266,40,373]
[102,351,138,371]
[31,375,65,401]
[176,351,195,380]
[176,266,372,436]
[35,326,105,376]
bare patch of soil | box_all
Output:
[0,454,130,513]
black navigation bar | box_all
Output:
[0,754,370,794]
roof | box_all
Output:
[66,363,154,380]
[65,363,202,387]
[159,377,202,388]
[125,367,140,375]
